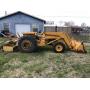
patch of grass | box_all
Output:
[47,70,66,78]
[0,53,10,71]
[24,62,48,75]
[72,64,90,77]
[86,46,90,53]
[55,56,62,64]
[17,53,30,63]
[0,54,7,65]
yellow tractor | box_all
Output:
[17,32,86,53]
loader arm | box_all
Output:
[44,32,86,53]
[44,32,72,48]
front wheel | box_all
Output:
[53,42,65,53]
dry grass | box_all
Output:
[0,46,90,78]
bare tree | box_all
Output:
[81,22,87,27]
[46,21,54,25]
[59,21,65,26]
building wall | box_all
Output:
[0,13,44,34]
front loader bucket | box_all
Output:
[77,42,87,53]
[70,40,87,53]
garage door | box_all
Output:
[15,24,31,36]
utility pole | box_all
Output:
[5,11,7,16]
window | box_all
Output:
[3,23,9,31]
[1,23,10,34]
[32,24,39,32]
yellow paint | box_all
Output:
[3,46,13,52]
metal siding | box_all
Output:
[0,14,44,34]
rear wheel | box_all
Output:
[18,36,37,53]
[53,42,65,53]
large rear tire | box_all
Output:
[18,36,37,53]
[53,42,65,53]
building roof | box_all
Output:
[0,11,46,23]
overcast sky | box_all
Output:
[0,0,90,26]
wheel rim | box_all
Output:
[55,44,63,52]
[21,40,32,50]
